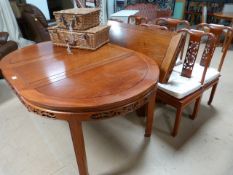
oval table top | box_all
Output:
[0,42,159,113]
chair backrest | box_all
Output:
[140,23,168,30]
[21,4,50,42]
[177,29,216,84]
[22,4,48,27]
[196,23,233,72]
[155,18,190,31]
[108,20,183,83]
[128,15,147,25]
[125,3,158,22]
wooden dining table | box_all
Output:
[0,42,159,175]
[213,12,233,26]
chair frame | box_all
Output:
[155,18,190,31]
[157,29,216,137]
[196,23,233,105]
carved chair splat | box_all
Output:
[158,29,216,137]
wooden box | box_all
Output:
[53,8,100,30]
[48,25,110,50]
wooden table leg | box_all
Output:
[69,120,89,175]
[144,92,156,137]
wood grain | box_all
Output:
[1,42,159,175]
[108,20,183,83]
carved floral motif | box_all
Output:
[91,91,153,120]
[182,40,200,72]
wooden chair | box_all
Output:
[125,3,172,23]
[157,29,216,137]
[128,15,147,25]
[192,23,233,105]
[155,18,190,31]
[108,20,183,83]
[140,23,168,30]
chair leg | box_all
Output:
[208,83,218,105]
[172,107,183,137]
[190,96,201,120]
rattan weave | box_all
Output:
[53,8,100,30]
[48,25,110,50]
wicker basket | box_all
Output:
[53,8,100,30]
[48,25,110,50]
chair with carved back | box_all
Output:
[128,15,147,25]
[191,23,233,105]
[125,3,172,24]
[140,23,168,30]
[155,18,190,31]
[157,29,216,137]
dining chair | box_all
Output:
[192,23,233,105]
[140,23,168,30]
[155,18,190,31]
[128,15,147,25]
[157,29,216,137]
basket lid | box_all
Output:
[85,25,110,34]
[53,8,100,15]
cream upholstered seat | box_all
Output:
[158,71,201,99]
[173,64,220,84]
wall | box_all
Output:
[173,0,185,19]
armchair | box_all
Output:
[0,32,18,78]
[20,4,50,43]
[0,32,18,59]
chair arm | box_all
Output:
[0,41,18,59]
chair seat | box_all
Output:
[173,63,220,84]
[158,71,201,99]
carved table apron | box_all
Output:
[0,42,159,175]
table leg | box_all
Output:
[69,120,89,175]
[144,92,156,137]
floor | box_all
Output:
[0,46,233,175]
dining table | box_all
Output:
[213,12,233,26]
[0,42,160,175]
